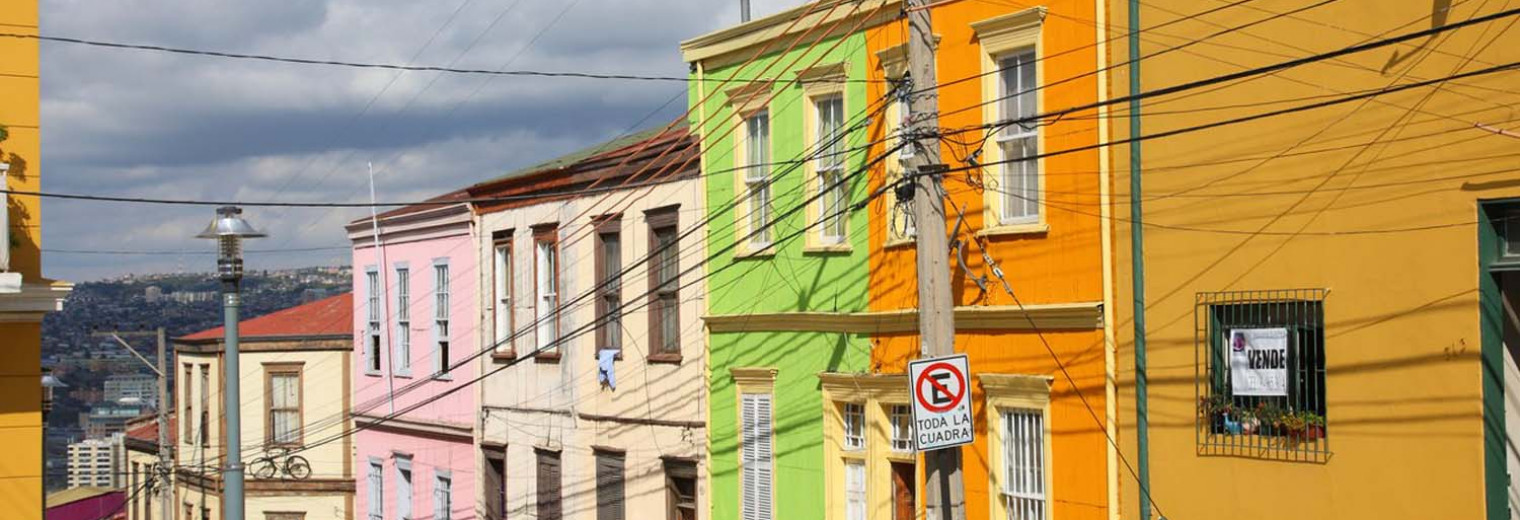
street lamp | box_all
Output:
[195,206,264,520]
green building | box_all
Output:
[680,2,898,519]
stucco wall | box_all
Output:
[1105,1,1520,519]
[476,176,705,518]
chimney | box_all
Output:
[740,0,751,22]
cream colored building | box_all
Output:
[67,434,124,489]
[471,125,707,519]
[124,415,174,520]
[174,294,354,520]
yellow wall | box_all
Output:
[1107,1,1520,518]
[1,0,45,517]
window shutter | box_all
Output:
[741,393,773,520]
[596,452,625,520]
[537,450,562,520]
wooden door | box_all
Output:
[891,462,916,520]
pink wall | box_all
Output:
[352,212,477,520]
[46,492,125,520]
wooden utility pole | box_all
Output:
[94,328,172,520]
[903,1,966,519]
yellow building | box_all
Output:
[174,294,354,520]
[1105,1,1520,519]
[0,0,72,517]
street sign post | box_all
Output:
[908,354,974,451]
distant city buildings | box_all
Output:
[66,434,124,489]
[83,403,146,439]
[103,375,156,409]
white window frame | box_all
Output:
[995,49,1040,226]
[742,111,774,251]
[535,233,559,355]
[999,409,1048,520]
[844,459,866,520]
[396,455,414,520]
[889,404,914,452]
[492,237,514,353]
[841,402,865,451]
[365,267,382,375]
[367,458,384,520]
[814,94,848,245]
[432,260,451,379]
[434,470,453,520]
[394,264,412,376]
[973,8,1047,235]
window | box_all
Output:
[492,231,514,356]
[199,365,209,447]
[535,227,560,358]
[595,217,622,354]
[595,450,625,520]
[366,269,382,373]
[265,513,305,520]
[841,403,865,451]
[740,393,774,520]
[996,49,1039,226]
[844,461,866,520]
[648,208,681,359]
[1197,290,1328,459]
[367,458,384,520]
[434,262,451,377]
[184,503,193,520]
[130,462,139,520]
[397,456,414,520]
[396,266,411,374]
[484,449,506,520]
[1001,410,1047,520]
[815,95,848,244]
[201,507,210,520]
[536,449,562,520]
[434,472,453,520]
[743,111,773,249]
[665,460,698,520]
[883,90,916,244]
[266,364,302,446]
[889,405,914,452]
[183,364,193,445]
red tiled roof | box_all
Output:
[180,292,352,341]
[125,414,175,445]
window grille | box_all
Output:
[1001,409,1045,520]
[1195,289,1330,461]
[845,460,866,520]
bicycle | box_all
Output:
[250,446,312,480]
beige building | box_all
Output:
[174,294,354,520]
[124,415,174,520]
[67,434,124,489]
[470,125,707,519]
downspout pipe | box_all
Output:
[1128,1,1153,520]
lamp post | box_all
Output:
[196,206,265,520]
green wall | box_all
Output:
[694,30,874,520]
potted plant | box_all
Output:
[1281,412,1308,441]
[1300,412,1326,441]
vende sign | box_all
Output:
[908,354,974,451]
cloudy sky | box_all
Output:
[39,0,803,281]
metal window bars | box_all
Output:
[1195,288,1331,462]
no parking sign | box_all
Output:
[907,354,974,451]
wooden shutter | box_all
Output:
[536,449,562,520]
[741,393,773,520]
[484,450,505,520]
[595,451,625,520]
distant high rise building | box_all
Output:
[82,404,146,439]
[66,434,123,489]
[143,286,161,303]
[103,375,156,409]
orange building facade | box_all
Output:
[824,1,1117,519]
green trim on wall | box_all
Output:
[1479,201,1510,520]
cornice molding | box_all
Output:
[704,302,1102,334]
[0,277,72,321]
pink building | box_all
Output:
[348,193,477,520]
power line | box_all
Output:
[0,32,877,84]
